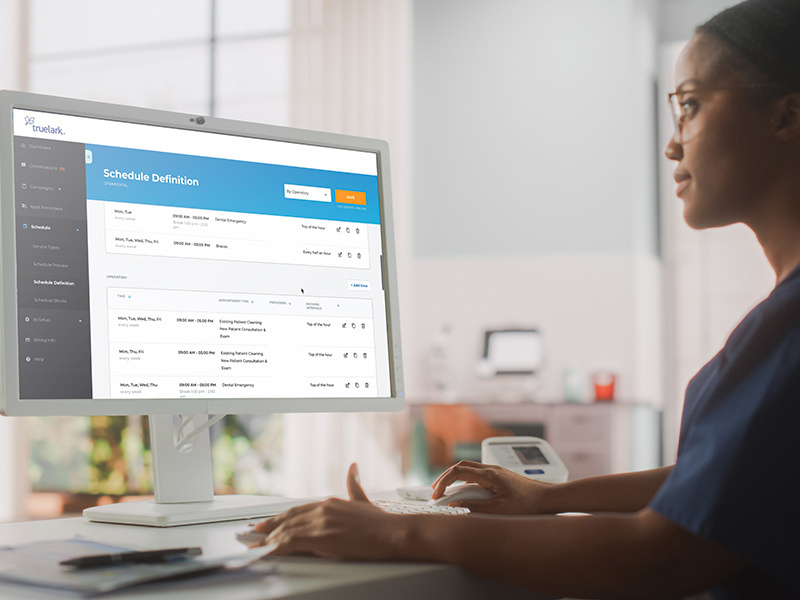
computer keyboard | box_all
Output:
[236,500,469,545]
[371,499,469,515]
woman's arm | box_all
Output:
[404,508,743,599]
[431,461,673,515]
[256,465,744,599]
[536,466,673,514]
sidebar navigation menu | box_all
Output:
[15,137,93,399]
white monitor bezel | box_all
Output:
[0,90,405,417]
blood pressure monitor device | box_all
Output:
[481,436,569,483]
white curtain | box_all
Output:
[282,0,414,498]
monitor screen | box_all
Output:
[480,329,542,376]
[1,91,404,417]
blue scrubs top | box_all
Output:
[651,265,800,599]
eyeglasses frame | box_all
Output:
[667,85,788,142]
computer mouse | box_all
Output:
[429,483,494,506]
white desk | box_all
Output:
[0,516,538,599]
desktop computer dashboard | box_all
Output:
[0,91,404,417]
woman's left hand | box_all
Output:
[251,463,408,560]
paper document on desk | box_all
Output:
[0,537,275,596]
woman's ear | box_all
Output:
[772,93,800,140]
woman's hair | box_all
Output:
[697,0,800,91]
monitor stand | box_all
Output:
[83,415,307,527]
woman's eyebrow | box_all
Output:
[675,79,701,93]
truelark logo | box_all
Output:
[25,116,65,136]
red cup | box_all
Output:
[592,371,615,401]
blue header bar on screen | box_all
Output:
[84,144,380,225]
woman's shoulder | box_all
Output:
[720,270,800,365]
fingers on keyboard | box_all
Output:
[371,500,469,515]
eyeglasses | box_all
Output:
[667,85,786,142]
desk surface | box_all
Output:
[0,515,536,600]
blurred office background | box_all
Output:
[0,0,774,522]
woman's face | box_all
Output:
[665,33,779,230]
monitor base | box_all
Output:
[83,494,309,527]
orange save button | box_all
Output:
[335,189,367,206]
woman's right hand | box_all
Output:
[431,460,556,515]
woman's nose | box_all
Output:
[664,135,683,161]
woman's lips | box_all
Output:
[674,170,691,196]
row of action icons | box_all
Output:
[344,381,370,389]
[335,225,362,234]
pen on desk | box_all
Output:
[60,546,202,568]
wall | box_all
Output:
[657,0,742,42]
[409,0,663,405]
[0,0,25,89]
[414,0,658,257]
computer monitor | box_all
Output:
[0,90,404,526]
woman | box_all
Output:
[253,1,800,597]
